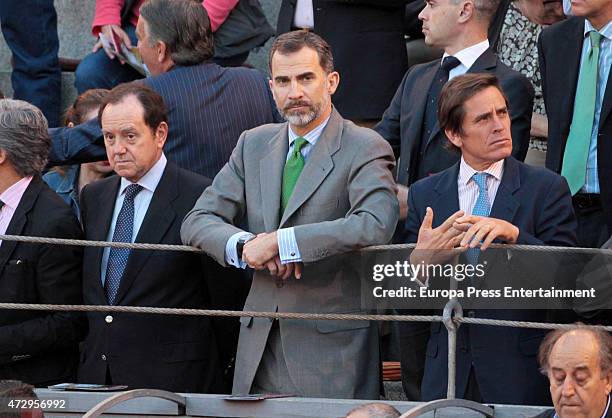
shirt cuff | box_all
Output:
[225,231,251,268]
[277,227,302,264]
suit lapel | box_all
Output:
[559,18,586,135]
[113,163,178,305]
[432,162,461,225]
[279,110,341,227]
[90,176,121,303]
[0,177,43,271]
[260,127,289,231]
[488,157,520,223]
[418,62,444,152]
[600,66,612,128]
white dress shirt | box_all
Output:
[293,0,315,29]
[443,39,490,80]
[457,157,504,215]
[100,154,167,285]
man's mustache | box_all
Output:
[284,101,312,111]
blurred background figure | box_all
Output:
[276,0,409,126]
[346,403,401,418]
[0,0,61,127]
[496,0,565,167]
[43,89,113,219]
[0,380,44,418]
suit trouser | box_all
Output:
[251,321,299,394]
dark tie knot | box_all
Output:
[124,184,143,202]
[442,56,461,74]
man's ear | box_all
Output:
[0,149,6,165]
[458,0,475,22]
[157,40,168,63]
[445,128,463,149]
[155,121,169,149]
[327,71,340,95]
[604,371,612,396]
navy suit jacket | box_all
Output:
[404,157,577,405]
[375,48,534,187]
[48,63,281,179]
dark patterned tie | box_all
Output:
[104,184,143,305]
[423,56,462,140]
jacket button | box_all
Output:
[105,315,113,323]
[101,354,107,361]
[468,311,476,318]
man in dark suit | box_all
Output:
[78,83,221,393]
[534,327,612,418]
[538,1,612,248]
[277,0,409,123]
[375,0,533,222]
[404,74,576,405]
[0,99,83,386]
[48,0,280,180]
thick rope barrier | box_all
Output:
[1,302,612,332]
[2,233,612,255]
[1,233,612,332]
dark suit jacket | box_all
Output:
[277,0,409,120]
[375,48,534,187]
[532,402,612,418]
[539,17,612,234]
[0,176,83,386]
[48,63,281,179]
[78,162,222,393]
[403,157,577,405]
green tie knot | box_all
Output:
[590,31,602,51]
[292,137,308,157]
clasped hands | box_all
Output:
[242,231,302,280]
[413,207,519,262]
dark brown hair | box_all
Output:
[98,82,168,132]
[140,0,214,65]
[438,73,508,148]
[64,89,109,126]
[269,30,334,74]
[538,325,612,375]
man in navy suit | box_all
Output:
[403,73,577,405]
[47,0,280,179]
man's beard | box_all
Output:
[279,98,324,127]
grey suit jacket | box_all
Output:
[181,109,399,399]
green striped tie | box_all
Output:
[281,137,308,211]
[562,31,602,195]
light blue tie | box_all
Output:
[104,184,143,305]
[466,172,491,265]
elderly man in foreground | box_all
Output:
[535,327,612,418]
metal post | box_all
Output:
[442,298,463,399]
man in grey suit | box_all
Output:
[181,30,399,399]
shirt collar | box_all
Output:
[118,153,167,196]
[458,156,504,185]
[585,19,612,39]
[0,176,33,210]
[288,114,332,147]
[443,39,490,71]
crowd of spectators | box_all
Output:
[0,0,611,416]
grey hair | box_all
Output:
[538,325,612,376]
[0,99,50,176]
[140,0,214,66]
[347,403,401,418]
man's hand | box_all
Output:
[411,208,465,265]
[263,256,303,280]
[242,232,279,270]
[93,24,132,63]
[397,184,409,221]
[453,215,519,251]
